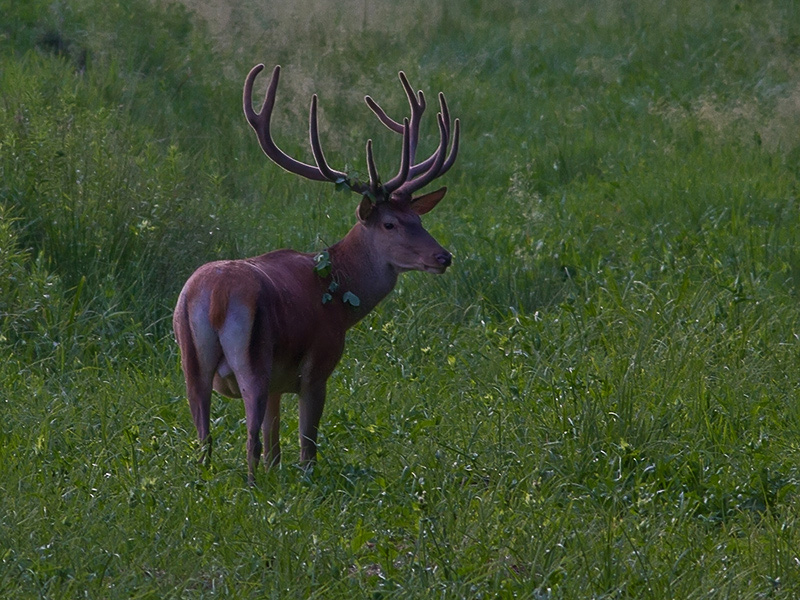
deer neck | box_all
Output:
[327,222,398,326]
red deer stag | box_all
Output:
[173,64,459,483]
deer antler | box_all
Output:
[244,64,456,201]
[366,72,426,167]
[365,72,460,197]
[245,64,377,194]
[244,65,326,182]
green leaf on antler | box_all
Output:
[334,177,351,193]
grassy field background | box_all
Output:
[2,0,800,597]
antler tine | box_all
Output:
[243,64,327,182]
[365,71,426,167]
[383,118,411,193]
[364,72,426,131]
[309,94,351,183]
[398,72,425,164]
[364,95,403,133]
[396,112,450,196]
[365,140,380,194]
[405,91,452,178]
[438,92,450,138]
[407,114,459,188]
[439,117,460,177]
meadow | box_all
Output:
[2,0,800,597]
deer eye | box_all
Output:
[383,222,395,230]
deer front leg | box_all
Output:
[262,393,282,469]
[298,379,327,467]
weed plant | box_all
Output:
[2,0,800,597]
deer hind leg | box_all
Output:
[263,393,282,469]
[217,301,270,484]
[178,304,221,466]
[187,377,214,466]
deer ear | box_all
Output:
[410,187,447,215]
[356,196,374,223]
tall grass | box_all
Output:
[2,0,800,597]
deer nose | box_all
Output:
[436,251,452,267]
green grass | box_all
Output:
[2,0,800,597]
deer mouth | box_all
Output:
[422,262,450,274]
